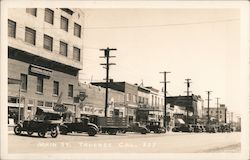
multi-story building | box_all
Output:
[8,8,84,123]
[91,81,138,123]
[203,104,227,124]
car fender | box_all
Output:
[17,122,23,128]
[59,124,68,130]
[88,123,99,132]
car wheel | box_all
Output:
[14,125,22,135]
[88,127,97,136]
[27,131,33,136]
[38,131,46,138]
[51,128,58,138]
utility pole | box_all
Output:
[184,78,192,96]
[160,71,171,128]
[184,78,192,124]
[100,47,116,117]
[206,91,212,125]
[216,97,220,125]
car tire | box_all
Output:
[51,128,58,138]
[14,125,21,135]
[88,127,97,136]
[38,131,46,138]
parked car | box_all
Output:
[199,125,206,132]
[172,124,193,133]
[59,117,99,136]
[125,122,150,134]
[146,121,166,133]
[14,107,61,138]
[192,124,202,133]
[205,125,217,133]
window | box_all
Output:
[220,115,222,118]
[43,34,53,51]
[44,8,54,24]
[220,111,222,114]
[211,111,213,114]
[60,16,68,31]
[37,101,44,106]
[28,106,32,110]
[53,81,59,95]
[20,74,27,91]
[68,84,73,97]
[60,41,68,56]
[45,102,52,107]
[36,77,43,93]
[26,8,37,16]
[73,47,81,61]
[8,20,16,38]
[25,27,36,45]
[74,23,81,38]
[126,93,129,101]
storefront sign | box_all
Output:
[30,65,52,77]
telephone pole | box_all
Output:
[184,78,192,96]
[184,78,192,124]
[216,97,220,125]
[206,91,212,125]
[160,71,171,128]
[100,47,117,117]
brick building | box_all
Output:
[91,81,138,123]
[8,8,84,123]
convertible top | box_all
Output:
[36,107,60,115]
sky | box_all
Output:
[79,9,241,116]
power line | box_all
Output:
[12,18,239,30]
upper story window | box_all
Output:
[53,81,59,96]
[59,41,68,56]
[26,8,37,16]
[73,47,81,61]
[43,34,53,51]
[74,23,81,38]
[8,20,16,38]
[68,84,73,97]
[44,8,54,24]
[60,16,68,32]
[25,27,36,45]
[20,74,27,91]
[36,77,43,93]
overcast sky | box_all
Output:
[79,9,241,116]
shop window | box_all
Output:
[60,41,68,56]
[20,74,27,91]
[53,81,59,95]
[73,47,81,61]
[26,8,37,16]
[44,8,54,24]
[8,97,18,103]
[37,101,44,106]
[45,101,52,107]
[8,19,16,38]
[36,77,43,93]
[43,34,53,51]
[74,23,81,38]
[25,27,36,45]
[68,84,73,97]
[60,16,68,31]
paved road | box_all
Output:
[8,132,240,153]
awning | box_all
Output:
[176,118,185,124]
[36,106,59,114]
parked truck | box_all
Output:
[89,115,128,135]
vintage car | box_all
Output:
[191,124,202,133]
[205,125,217,133]
[146,121,166,133]
[14,107,62,138]
[59,117,99,136]
[172,124,193,133]
[125,122,150,134]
